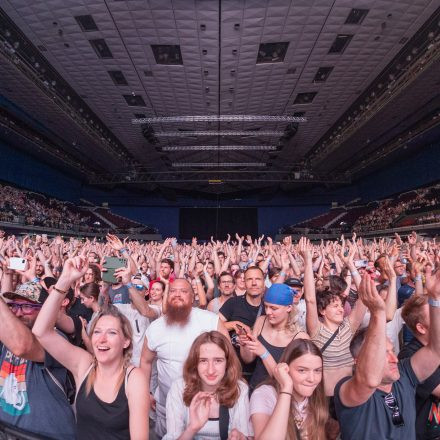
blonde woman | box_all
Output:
[240,284,309,391]
[32,257,149,440]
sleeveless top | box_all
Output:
[210,297,222,314]
[311,318,353,369]
[76,365,134,440]
[249,317,301,390]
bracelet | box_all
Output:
[279,271,286,277]
[32,277,40,283]
[52,286,67,295]
[120,248,127,253]
[279,391,292,397]
[414,275,422,282]
[350,270,359,276]
[260,350,270,360]
[428,298,440,308]
[125,282,134,289]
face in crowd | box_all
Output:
[218,274,235,297]
[166,279,193,325]
[244,268,265,298]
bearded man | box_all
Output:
[140,278,228,437]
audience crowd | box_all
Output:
[0,228,440,439]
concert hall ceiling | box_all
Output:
[0,0,439,195]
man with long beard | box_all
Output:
[140,278,229,437]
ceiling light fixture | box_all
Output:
[132,115,307,124]
[172,162,266,167]
[156,130,283,137]
[162,145,277,151]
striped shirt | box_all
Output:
[311,318,354,369]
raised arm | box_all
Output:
[410,265,440,382]
[299,237,319,336]
[338,274,387,407]
[32,257,93,381]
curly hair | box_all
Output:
[182,331,242,408]
[265,339,328,440]
[86,305,133,396]
[316,290,345,316]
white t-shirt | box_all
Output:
[114,304,149,367]
[164,378,253,439]
[360,307,404,354]
[296,300,307,329]
[146,307,219,405]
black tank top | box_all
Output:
[76,367,134,440]
[249,317,298,390]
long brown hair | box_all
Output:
[267,339,328,440]
[182,331,242,408]
[85,306,133,396]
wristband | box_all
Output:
[279,391,292,397]
[279,271,286,277]
[428,298,440,308]
[52,286,67,295]
[414,275,422,282]
[350,270,359,276]
[32,277,40,283]
[260,350,270,360]
[125,282,134,289]
[120,248,128,254]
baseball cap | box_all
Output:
[3,281,48,304]
[284,278,303,288]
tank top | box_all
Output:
[75,366,134,440]
[249,317,301,390]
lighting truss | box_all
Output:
[171,162,266,167]
[156,130,283,137]
[162,145,277,151]
[132,115,307,124]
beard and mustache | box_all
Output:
[166,297,193,326]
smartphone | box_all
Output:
[236,324,251,340]
[9,257,27,271]
[102,257,127,284]
[354,259,368,268]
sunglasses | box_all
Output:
[8,302,42,315]
[384,392,405,427]
[134,284,144,291]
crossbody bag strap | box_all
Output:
[320,325,341,354]
[219,405,230,440]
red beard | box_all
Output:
[166,300,192,326]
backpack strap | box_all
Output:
[219,405,230,440]
[320,325,341,354]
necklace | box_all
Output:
[293,397,308,428]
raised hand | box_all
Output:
[188,392,213,433]
[114,267,132,285]
[106,234,124,251]
[425,265,440,300]
[358,273,386,314]
[273,362,294,393]
[298,237,312,261]
[58,257,89,287]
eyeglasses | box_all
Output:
[8,302,42,315]
[384,392,405,427]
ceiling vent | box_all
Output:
[294,92,317,104]
[257,42,289,64]
[123,94,146,107]
[151,45,183,65]
[313,66,334,82]
[75,15,99,32]
[89,39,113,58]
[345,8,369,25]
[328,34,353,54]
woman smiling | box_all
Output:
[164,331,253,439]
